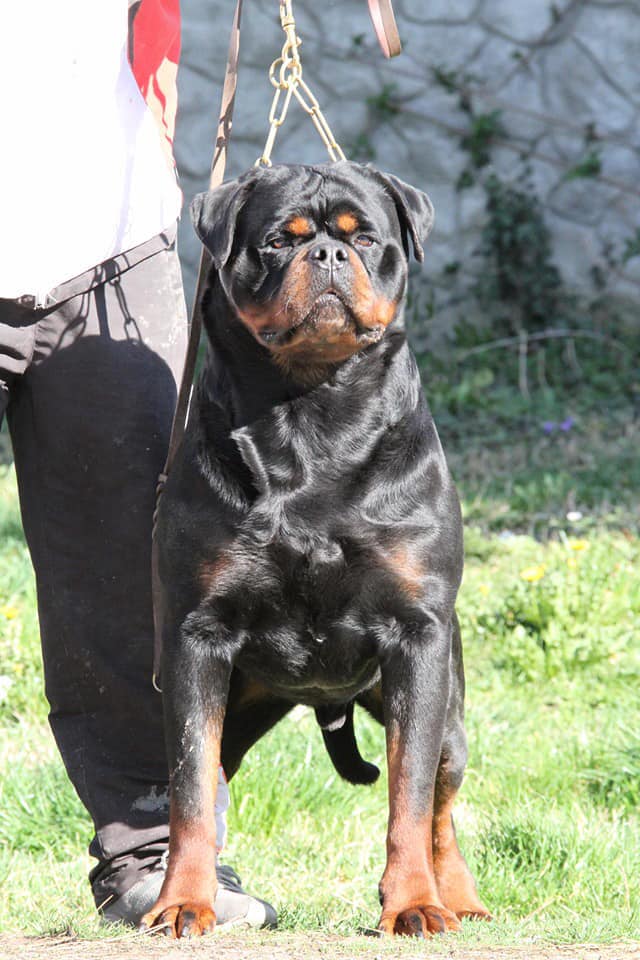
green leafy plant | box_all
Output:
[473,171,565,337]
[460,109,504,172]
[563,147,602,181]
[622,228,640,264]
[365,83,401,120]
[348,132,376,162]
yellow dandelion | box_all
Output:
[520,564,546,583]
[569,539,589,552]
[1,604,18,620]
[479,584,490,597]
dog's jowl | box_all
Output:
[142,162,491,938]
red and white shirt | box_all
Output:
[0,0,183,301]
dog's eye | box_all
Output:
[268,238,290,250]
[355,235,375,247]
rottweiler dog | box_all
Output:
[142,161,490,938]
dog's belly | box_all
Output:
[235,619,380,705]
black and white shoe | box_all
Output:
[100,855,277,930]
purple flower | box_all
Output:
[560,417,575,432]
[542,421,556,434]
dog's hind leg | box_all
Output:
[356,682,384,724]
[432,614,491,921]
[221,671,293,780]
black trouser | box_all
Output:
[0,230,187,906]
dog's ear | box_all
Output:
[190,173,259,269]
[370,170,434,262]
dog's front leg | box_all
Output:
[378,619,462,937]
[141,616,233,938]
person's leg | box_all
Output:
[3,243,276,929]
[6,243,187,907]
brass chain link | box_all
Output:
[256,0,347,167]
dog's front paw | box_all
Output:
[378,902,461,937]
[140,901,216,938]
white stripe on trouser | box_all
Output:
[215,765,230,858]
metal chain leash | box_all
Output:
[256,0,347,167]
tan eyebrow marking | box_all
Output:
[335,212,359,234]
[286,216,314,236]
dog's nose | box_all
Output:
[308,242,349,271]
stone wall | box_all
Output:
[174,0,640,324]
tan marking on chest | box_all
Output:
[385,545,425,599]
[231,678,274,711]
[199,555,232,595]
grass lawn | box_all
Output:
[0,332,638,951]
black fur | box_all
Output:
[156,161,470,895]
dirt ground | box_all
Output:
[1,933,638,960]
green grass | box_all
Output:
[0,329,639,945]
[418,329,640,535]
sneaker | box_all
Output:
[214,864,277,930]
[100,854,277,930]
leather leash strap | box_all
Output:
[151,0,400,691]
[368,0,401,58]
[152,0,244,691]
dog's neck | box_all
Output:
[193,278,422,504]
[200,276,407,431]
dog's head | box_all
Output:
[190,162,433,379]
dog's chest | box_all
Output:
[208,522,422,699]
